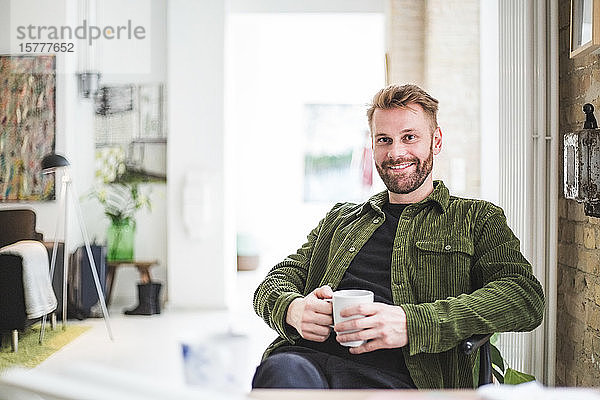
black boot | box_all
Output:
[152,282,162,314]
[124,283,156,316]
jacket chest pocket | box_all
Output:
[413,237,474,301]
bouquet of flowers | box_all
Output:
[89,147,151,261]
[90,147,151,224]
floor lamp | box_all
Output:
[39,154,113,342]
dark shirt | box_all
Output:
[298,201,411,377]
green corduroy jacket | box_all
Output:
[253,181,545,389]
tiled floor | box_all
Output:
[36,270,277,393]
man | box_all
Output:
[252,84,544,389]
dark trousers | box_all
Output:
[252,346,416,389]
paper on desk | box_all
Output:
[478,381,600,400]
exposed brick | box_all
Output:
[565,294,587,322]
[581,74,592,93]
[571,318,587,342]
[587,303,600,331]
[571,102,585,126]
[584,330,594,353]
[559,198,568,218]
[595,227,600,249]
[578,366,600,386]
[576,249,599,274]
[558,243,578,268]
[556,360,566,385]
[589,71,600,101]
[574,270,589,294]
[575,223,584,244]
[593,333,600,354]
[562,338,575,363]
[387,0,425,85]
[584,226,596,249]
[566,368,578,386]
[559,264,576,292]
[561,220,575,244]
[558,292,566,315]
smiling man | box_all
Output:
[252,84,544,389]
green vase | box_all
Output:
[107,219,135,261]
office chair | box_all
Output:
[460,333,494,387]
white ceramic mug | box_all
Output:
[327,289,374,347]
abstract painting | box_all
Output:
[0,55,55,201]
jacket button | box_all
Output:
[349,246,356,252]
[444,245,452,251]
[373,218,380,224]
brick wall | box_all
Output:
[386,0,426,86]
[386,0,480,197]
[557,0,600,387]
[425,0,480,198]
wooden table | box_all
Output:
[249,390,482,399]
[105,260,158,305]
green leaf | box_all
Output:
[504,368,535,385]
[473,350,480,388]
[490,343,505,372]
[490,332,500,345]
[492,367,505,384]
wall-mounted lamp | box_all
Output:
[564,103,600,217]
[78,71,101,98]
[77,0,101,98]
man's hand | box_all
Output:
[334,302,408,354]
[286,285,333,342]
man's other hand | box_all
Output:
[285,285,334,342]
[334,303,408,354]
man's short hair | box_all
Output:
[367,84,439,132]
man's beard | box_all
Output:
[375,145,434,195]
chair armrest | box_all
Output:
[459,333,493,355]
[460,333,494,387]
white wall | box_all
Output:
[167,0,234,309]
[82,0,168,309]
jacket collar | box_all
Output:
[363,180,450,215]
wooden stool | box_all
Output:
[105,260,158,305]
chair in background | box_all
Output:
[0,209,63,352]
[460,333,493,387]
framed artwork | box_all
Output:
[0,55,56,201]
[303,104,372,203]
[570,0,600,58]
[94,83,166,182]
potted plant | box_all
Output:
[90,148,151,261]
[474,334,536,386]
[92,183,150,261]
